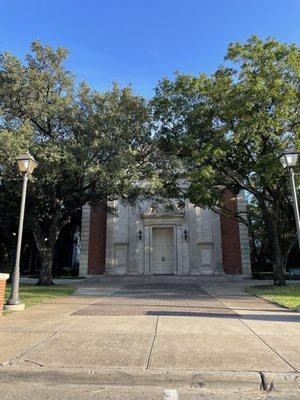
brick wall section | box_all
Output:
[220,190,242,274]
[88,205,107,275]
[0,276,9,315]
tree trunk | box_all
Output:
[271,234,286,286]
[259,200,286,286]
[37,248,54,285]
[31,210,61,286]
[247,221,260,269]
[282,234,297,274]
[0,242,11,273]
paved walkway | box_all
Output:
[0,277,299,397]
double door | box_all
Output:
[152,227,175,274]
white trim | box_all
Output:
[79,204,91,276]
[237,192,252,276]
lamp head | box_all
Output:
[279,149,299,169]
[16,153,37,175]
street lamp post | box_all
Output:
[279,148,300,248]
[5,153,37,311]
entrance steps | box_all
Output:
[86,274,250,284]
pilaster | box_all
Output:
[175,226,184,275]
[144,226,151,275]
[237,192,252,276]
[79,204,91,276]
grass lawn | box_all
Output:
[5,284,76,309]
[27,275,85,279]
[245,284,300,310]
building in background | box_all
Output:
[79,192,251,276]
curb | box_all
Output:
[1,367,299,390]
[262,372,300,390]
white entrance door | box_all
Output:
[152,228,175,274]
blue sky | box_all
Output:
[0,0,299,97]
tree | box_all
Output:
[0,42,153,285]
[152,36,300,285]
[0,125,32,273]
[247,194,299,277]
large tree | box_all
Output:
[0,126,31,273]
[0,42,154,285]
[152,36,300,285]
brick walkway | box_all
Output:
[72,283,239,317]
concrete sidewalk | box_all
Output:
[0,277,299,395]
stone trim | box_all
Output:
[237,192,252,276]
[212,212,223,275]
[79,204,91,276]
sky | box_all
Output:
[0,0,299,97]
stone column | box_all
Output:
[128,207,138,274]
[144,226,151,275]
[188,202,199,274]
[176,226,184,275]
[137,222,144,275]
[237,192,252,276]
[0,274,9,316]
[79,204,91,276]
[183,200,191,275]
[105,201,115,275]
[212,212,223,274]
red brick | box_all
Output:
[0,278,8,315]
[220,190,242,274]
[88,205,107,275]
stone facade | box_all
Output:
[79,194,251,276]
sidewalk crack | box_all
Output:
[239,318,298,372]
[24,359,44,367]
[1,331,58,366]
[205,290,298,372]
[146,315,159,369]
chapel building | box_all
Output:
[79,191,251,276]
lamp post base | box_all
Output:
[4,303,25,311]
